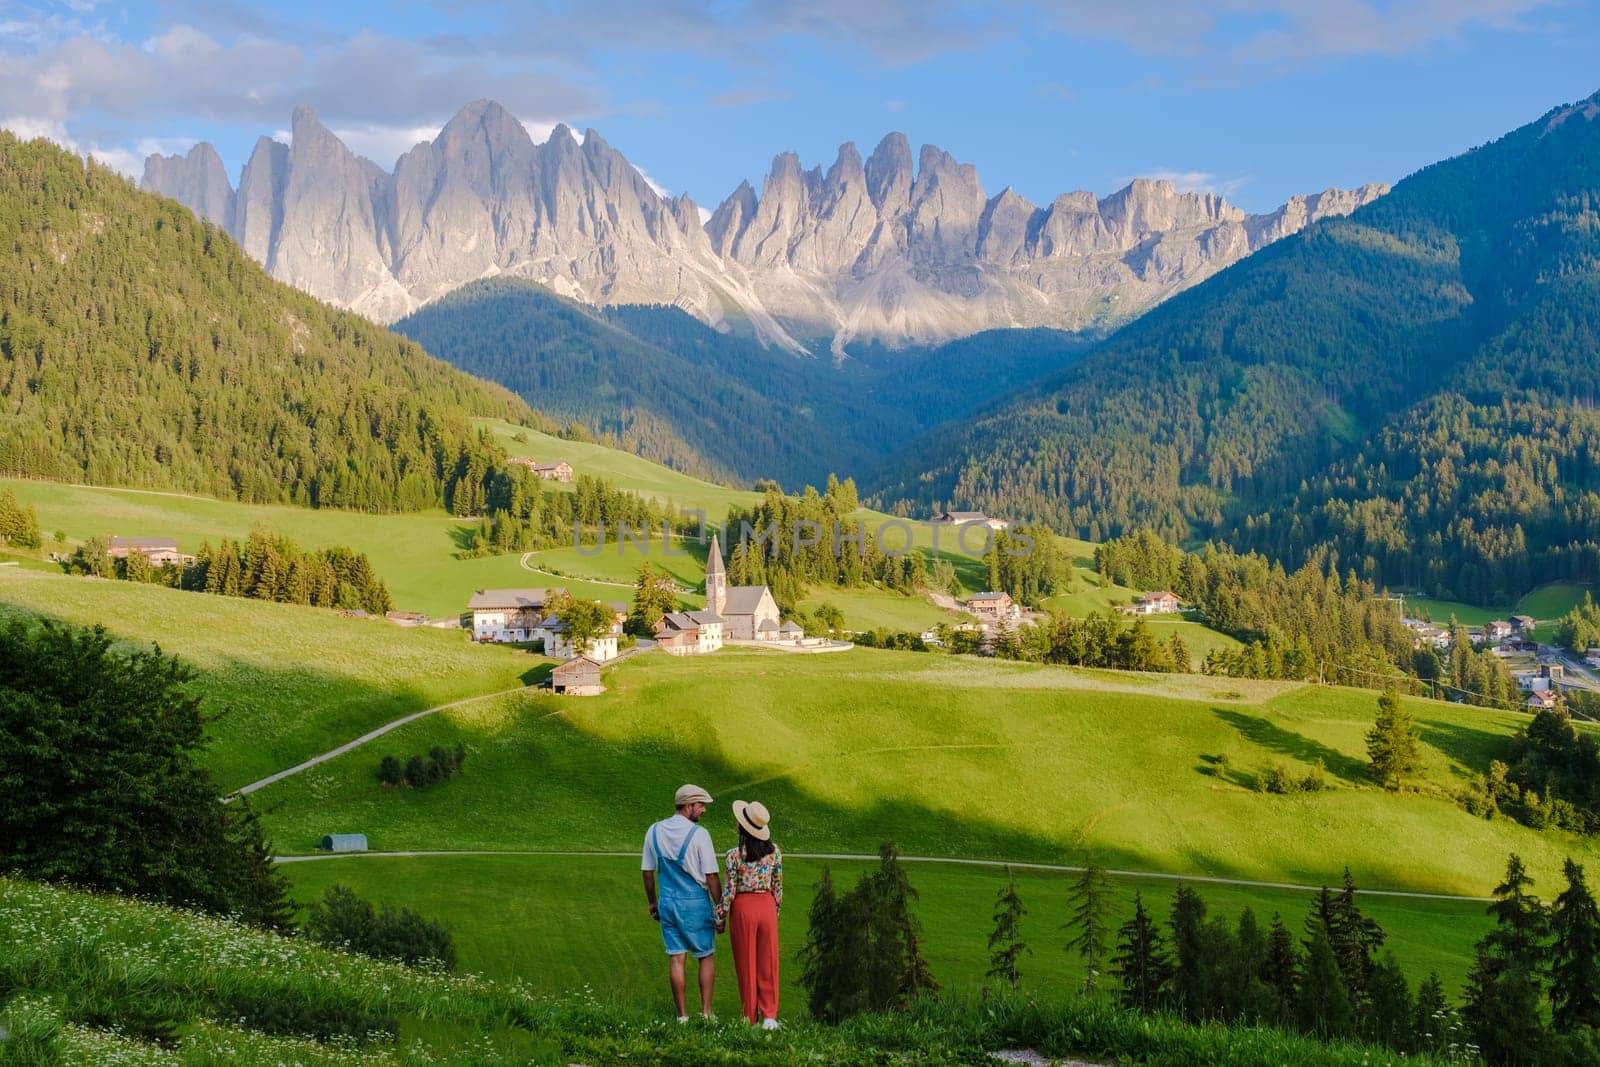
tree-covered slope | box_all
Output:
[0,134,534,511]
[869,91,1600,601]
[395,278,1088,489]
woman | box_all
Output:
[719,799,782,1028]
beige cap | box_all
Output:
[675,783,714,806]
[733,800,771,841]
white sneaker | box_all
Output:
[761,1018,781,1030]
[676,1016,690,1024]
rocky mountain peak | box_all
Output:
[146,101,1387,353]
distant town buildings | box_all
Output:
[1485,620,1514,642]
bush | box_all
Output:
[378,744,466,789]
[221,992,397,1043]
[303,885,457,970]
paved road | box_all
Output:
[229,684,540,798]
[273,848,1495,902]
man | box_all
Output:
[642,783,724,1020]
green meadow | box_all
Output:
[282,852,1493,1010]
[1404,581,1592,636]
[0,569,543,791]
[245,646,1594,902]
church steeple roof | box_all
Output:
[706,533,725,579]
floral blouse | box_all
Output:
[718,845,783,918]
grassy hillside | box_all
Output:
[0,569,542,790]
[246,648,1590,898]
[0,134,531,511]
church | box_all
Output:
[704,533,783,641]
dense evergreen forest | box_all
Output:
[395,279,1088,489]
[870,92,1600,605]
[0,135,537,513]
[65,526,394,615]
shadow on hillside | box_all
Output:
[240,679,1500,898]
[1211,708,1368,783]
[1416,719,1514,781]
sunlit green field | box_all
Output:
[283,853,1493,1009]
[0,569,543,791]
[248,645,1593,902]
[1404,581,1592,637]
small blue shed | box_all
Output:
[320,833,368,853]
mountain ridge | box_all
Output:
[864,90,1600,603]
[140,99,1386,353]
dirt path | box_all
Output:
[272,849,1495,902]
[229,684,540,798]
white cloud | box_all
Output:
[330,123,443,166]
[1137,168,1253,198]
[1,113,195,179]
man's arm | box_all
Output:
[643,870,659,920]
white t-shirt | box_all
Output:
[642,814,719,889]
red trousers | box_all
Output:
[729,892,779,1022]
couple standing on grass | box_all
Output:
[641,784,782,1028]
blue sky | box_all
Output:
[3,0,1598,213]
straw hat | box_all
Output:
[733,800,771,841]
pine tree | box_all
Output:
[1262,914,1300,1024]
[798,866,852,1022]
[1066,858,1113,994]
[1328,868,1385,1016]
[986,868,1030,992]
[1366,688,1422,789]
[1168,883,1211,1019]
[1297,923,1355,1038]
[1550,857,1600,1032]
[1112,891,1171,1013]
[1364,952,1414,1051]
[1464,854,1550,1063]
[1411,972,1451,1055]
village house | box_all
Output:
[1587,648,1600,668]
[1485,620,1514,642]
[1404,621,1451,650]
[655,610,725,655]
[704,534,789,641]
[965,591,1016,626]
[551,656,605,696]
[468,588,560,643]
[1137,591,1181,615]
[1511,615,1538,634]
[1526,688,1560,711]
[508,457,573,482]
[539,618,619,663]
[106,536,194,567]
[930,510,1010,530]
